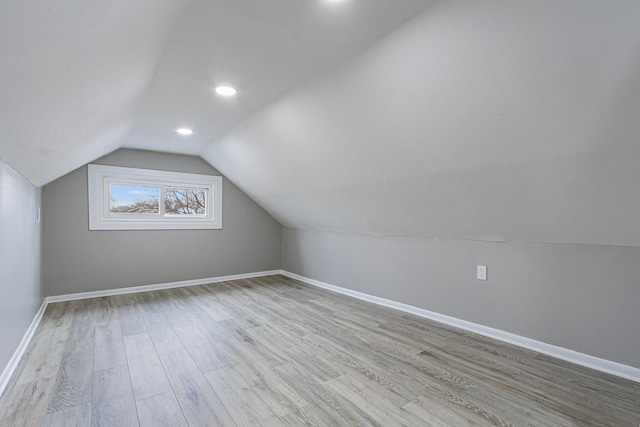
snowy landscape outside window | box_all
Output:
[88,165,222,230]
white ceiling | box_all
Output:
[2,1,640,246]
[0,0,434,186]
[0,0,187,186]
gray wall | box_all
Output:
[42,149,282,296]
[0,160,42,378]
[282,228,640,369]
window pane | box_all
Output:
[164,188,207,215]
[109,184,160,214]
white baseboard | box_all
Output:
[0,299,48,398]
[280,270,640,384]
[0,270,280,399]
[45,270,282,303]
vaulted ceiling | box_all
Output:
[2,1,640,246]
[0,0,433,186]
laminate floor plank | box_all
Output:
[190,314,235,343]
[123,332,172,401]
[46,323,95,412]
[160,350,236,427]
[415,329,639,425]
[204,283,257,318]
[143,313,185,355]
[222,320,289,366]
[325,374,425,427]
[153,290,190,324]
[279,405,336,427]
[274,361,379,427]
[307,298,384,328]
[330,321,579,425]
[136,392,187,427]
[16,326,69,385]
[41,301,75,331]
[299,333,424,402]
[249,302,314,338]
[91,365,138,427]
[530,353,640,408]
[171,320,229,372]
[43,402,92,427]
[0,378,56,426]
[0,303,75,405]
[94,320,127,372]
[280,340,346,382]
[1,275,639,426]
[186,286,235,321]
[133,292,163,318]
[415,345,614,426]
[402,395,493,427]
[230,357,309,417]
[93,297,119,324]
[220,337,272,368]
[414,351,567,426]
[116,298,148,337]
[204,366,285,426]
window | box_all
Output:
[88,164,222,230]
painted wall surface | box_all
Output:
[0,160,42,377]
[282,228,640,369]
[202,1,640,247]
[42,149,282,296]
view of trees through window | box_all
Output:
[164,188,206,215]
[109,184,206,215]
[109,185,159,214]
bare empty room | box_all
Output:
[1,1,639,426]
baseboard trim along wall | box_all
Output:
[45,270,282,303]
[3,268,638,400]
[280,270,640,384]
[0,299,48,399]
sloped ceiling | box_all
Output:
[2,1,640,246]
[0,0,433,186]
[125,0,435,156]
[0,0,189,185]
[201,1,640,246]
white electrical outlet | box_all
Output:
[35,207,41,224]
[477,265,487,281]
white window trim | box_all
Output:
[88,164,222,230]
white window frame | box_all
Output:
[88,164,222,230]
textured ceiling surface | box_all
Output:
[2,1,640,246]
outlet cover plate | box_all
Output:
[477,265,487,280]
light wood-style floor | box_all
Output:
[0,275,638,426]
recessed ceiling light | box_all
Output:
[215,86,237,96]
[176,128,193,135]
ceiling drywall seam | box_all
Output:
[281,227,640,250]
